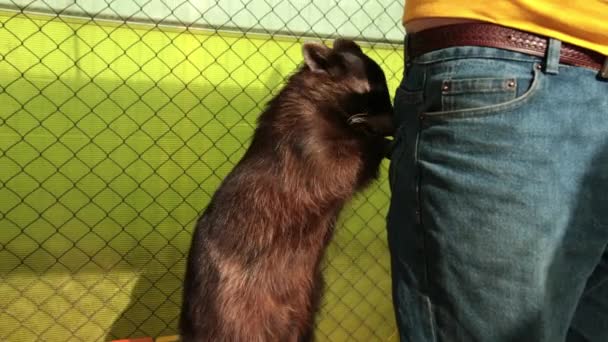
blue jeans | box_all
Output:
[388,40,608,341]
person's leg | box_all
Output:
[388,44,608,341]
[567,244,608,341]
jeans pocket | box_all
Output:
[424,62,543,119]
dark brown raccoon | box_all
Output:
[179,39,394,342]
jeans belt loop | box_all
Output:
[545,38,562,75]
[600,57,608,79]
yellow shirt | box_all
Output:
[403,0,608,55]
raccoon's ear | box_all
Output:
[333,39,363,54]
[302,42,332,73]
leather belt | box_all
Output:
[407,23,608,76]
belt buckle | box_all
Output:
[601,57,608,79]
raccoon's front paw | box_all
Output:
[348,113,373,136]
[348,113,394,137]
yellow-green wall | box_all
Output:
[0,11,404,342]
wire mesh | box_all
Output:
[0,1,405,341]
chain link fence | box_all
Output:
[0,1,405,341]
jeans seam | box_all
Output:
[413,69,426,290]
[415,121,435,341]
[388,125,403,186]
[416,65,436,341]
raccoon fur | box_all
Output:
[180,38,394,342]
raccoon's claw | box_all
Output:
[347,113,368,126]
[348,113,395,137]
[348,113,374,136]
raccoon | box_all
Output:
[180,38,394,342]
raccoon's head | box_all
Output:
[301,39,394,137]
